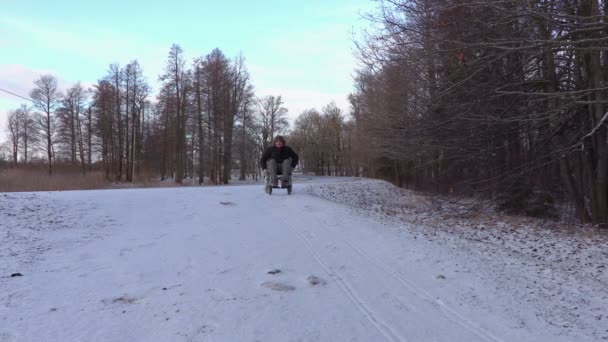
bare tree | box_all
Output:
[237,96,256,181]
[348,0,608,224]
[322,102,344,175]
[109,63,124,180]
[0,45,260,188]
[257,95,289,147]
[125,60,149,181]
[92,79,116,180]
[7,110,19,164]
[18,105,37,164]
[30,74,61,175]
[192,57,207,184]
[291,105,348,176]
[201,48,232,184]
[226,54,254,184]
[57,82,87,170]
[86,105,93,171]
[160,44,189,184]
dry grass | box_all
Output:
[0,167,111,192]
[0,166,212,192]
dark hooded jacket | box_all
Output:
[260,145,299,170]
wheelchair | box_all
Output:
[264,166,293,195]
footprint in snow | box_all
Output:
[0,332,14,342]
[261,281,295,292]
[102,296,139,305]
[307,275,326,286]
[219,201,236,206]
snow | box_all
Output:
[304,178,608,339]
[1,177,607,341]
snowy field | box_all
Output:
[1,177,607,341]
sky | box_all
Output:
[0,0,375,142]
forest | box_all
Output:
[334,0,607,225]
[2,46,296,185]
[2,0,608,225]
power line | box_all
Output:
[0,88,35,103]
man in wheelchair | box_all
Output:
[260,135,299,189]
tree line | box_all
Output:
[337,0,608,225]
[5,1,607,225]
[288,0,608,225]
[289,102,362,177]
[3,44,291,185]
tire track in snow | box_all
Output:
[311,214,503,342]
[284,219,405,342]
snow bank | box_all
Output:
[304,178,608,283]
[303,178,418,218]
[303,178,608,338]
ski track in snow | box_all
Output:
[278,200,498,342]
[300,210,502,342]
[305,210,500,341]
[284,210,498,342]
[285,218,404,342]
[0,178,606,341]
[342,238,500,342]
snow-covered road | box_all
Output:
[0,181,603,341]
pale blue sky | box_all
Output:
[0,0,374,141]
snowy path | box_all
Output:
[0,183,602,341]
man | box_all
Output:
[260,135,299,186]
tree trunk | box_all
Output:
[87,107,93,172]
[196,73,205,185]
[77,111,86,175]
[239,111,247,181]
[46,106,53,175]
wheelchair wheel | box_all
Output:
[264,181,271,194]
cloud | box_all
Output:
[0,64,52,140]
[256,87,352,125]
[0,64,54,100]
[0,64,98,140]
[0,16,167,92]
[248,23,358,124]
[0,64,97,101]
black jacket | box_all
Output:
[261,145,299,170]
